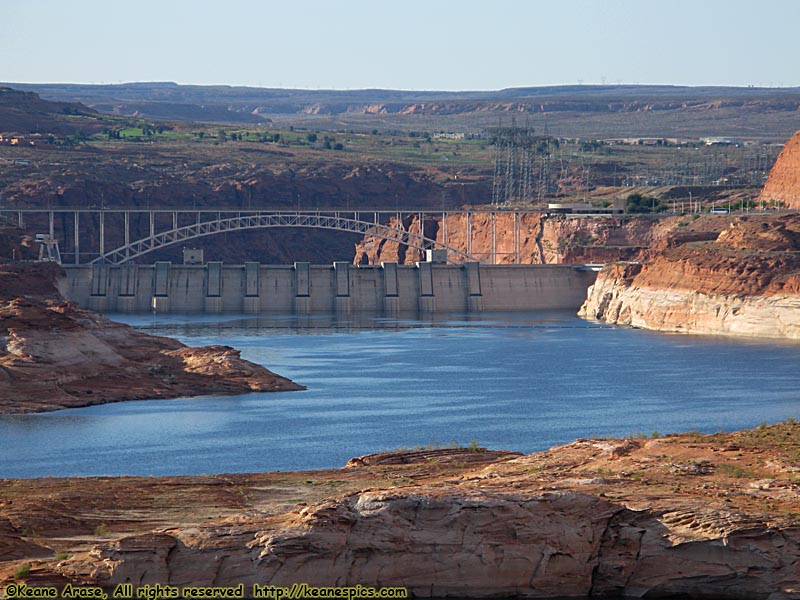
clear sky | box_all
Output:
[2,0,798,90]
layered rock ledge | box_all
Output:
[353,212,726,266]
[1,424,799,598]
[580,214,800,339]
[0,262,304,414]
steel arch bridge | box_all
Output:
[91,211,477,265]
[1,208,529,265]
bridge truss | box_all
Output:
[0,208,534,265]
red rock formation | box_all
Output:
[3,162,490,264]
[355,213,726,266]
[355,212,550,265]
[760,130,800,209]
[5,423,797,598]
[581,214,800,339]
[0,263,304,414]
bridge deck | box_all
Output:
[0,208,558,266]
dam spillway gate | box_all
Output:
[61,261,599,315]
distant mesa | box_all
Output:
[0,87,96,116]
[4,82,800,131]
[0,87,101,136]
[760,130,800,209]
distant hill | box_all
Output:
[3,82,800,140]
[0,87,104,135]
[5,82,800,140]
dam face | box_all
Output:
[61,262,598,315]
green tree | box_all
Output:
[626,192,667,213]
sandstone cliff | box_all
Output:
[0,263,304,414]
[2,161,489,265]
[354,213,725,265]
[580,215,800,339]
[2,422,799,598]
[355,212,549,265]
[760,130,800,209]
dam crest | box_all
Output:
[61,261,599,315]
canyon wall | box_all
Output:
[354,213,724,266]
[581,134,800,340]
[3,163,489,265]
[760,130,800,209]
[580,216,800,339]
[354,212,548,265]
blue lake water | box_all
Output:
[1,311,799,478]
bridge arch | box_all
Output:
[90,212,477,265]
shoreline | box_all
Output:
[1,422,798,597]
[580,214,800,340]
[0,262,305,416]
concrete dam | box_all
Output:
[61,261,599,315]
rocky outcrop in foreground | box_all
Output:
[0,263,304,414]
[2,423,799,598]
[580,214,800,339]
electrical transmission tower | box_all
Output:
[488,121,556,206]
[490,123,532,205]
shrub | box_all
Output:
[13,563,31,579]
[718,463,756,478]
